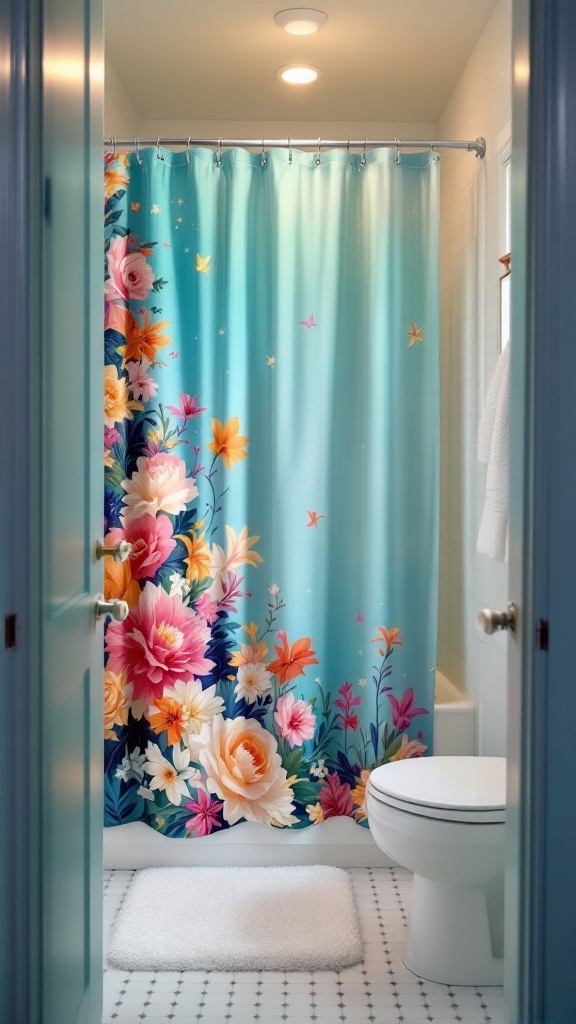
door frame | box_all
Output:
[1,0,104,1021]
[507,1,576,1022]
[2,0,576,1021]
[0,0,43,1021]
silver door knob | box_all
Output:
[95,539,132,563]
[478,601,517,635]
[95,596,129,622]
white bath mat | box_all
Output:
[107,865,363,972]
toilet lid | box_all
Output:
[369,756,506,822]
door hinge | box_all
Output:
[536,618,549,651]
[44,176,51,221]
[4,613,17,649]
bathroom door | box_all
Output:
[39,0,104,1022]
[507,1,576,1022]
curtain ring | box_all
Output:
[112,136,117,158]
[360,138,367,166]
[261,139,267,167]
[316,137,321,166]
[186,137,192,164]
[135,137,142,165]
[156,137,163,161]
[288,136,292,164]
[216,137,223,168]
[346,139,350,154]
[395,138,401,165]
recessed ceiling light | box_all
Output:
[274,9,328,36]
[276,64,320,85]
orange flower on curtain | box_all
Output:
[267,635,319,685]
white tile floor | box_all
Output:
[103,868,504,1024]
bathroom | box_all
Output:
[100,0,511,1021]
[7,0,576,1019]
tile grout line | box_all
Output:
[475,983,493,1024]
[368,866,402,1024]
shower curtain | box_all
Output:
[103,145,439,837]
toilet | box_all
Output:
[367,755,506,986]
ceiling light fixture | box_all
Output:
[274,9,328,36]
[276,64,320,85]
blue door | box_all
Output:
[41,1,104,1022]
[0,0,104,1020]
[507,1,576,1022]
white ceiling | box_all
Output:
[105,0,497,124]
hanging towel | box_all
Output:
[477,341,510,562]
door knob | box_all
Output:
[95,539,132,563]
[478,601,517,635]
[95,596,129,622]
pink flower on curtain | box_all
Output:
[105,234,155,303]
[104,426,121,449]
[105,581,215,704]
[334,681,362,731]
[195,592,220,625]
[217,572,246,613]
[386,687,429,732]
[184,790,224,837]
[105,514,176,581]
[274,693,316,748]
[166,393,207,423]
[127,358,158,402]
[319,773,354,819]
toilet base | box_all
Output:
[404,874,503,986]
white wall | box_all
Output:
[103,64,436,145]
[105,59,142,137]
[436,0,512,756]
[107,116,437,150]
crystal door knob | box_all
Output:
[95,596,129,622]
[95,539,132,563]
[478,601,517,635]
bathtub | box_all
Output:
[103,670,476,870]
[434,669,476,756]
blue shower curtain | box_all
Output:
[103,145,439,837]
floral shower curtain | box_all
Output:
[103,145,439,838]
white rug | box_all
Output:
[107,865,364,972]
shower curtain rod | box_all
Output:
[104,136,487,159]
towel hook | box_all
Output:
[316,137,322,166]
[261,139,267,167]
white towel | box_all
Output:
[477,341,510,562]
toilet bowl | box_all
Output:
[367,755,506,986]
